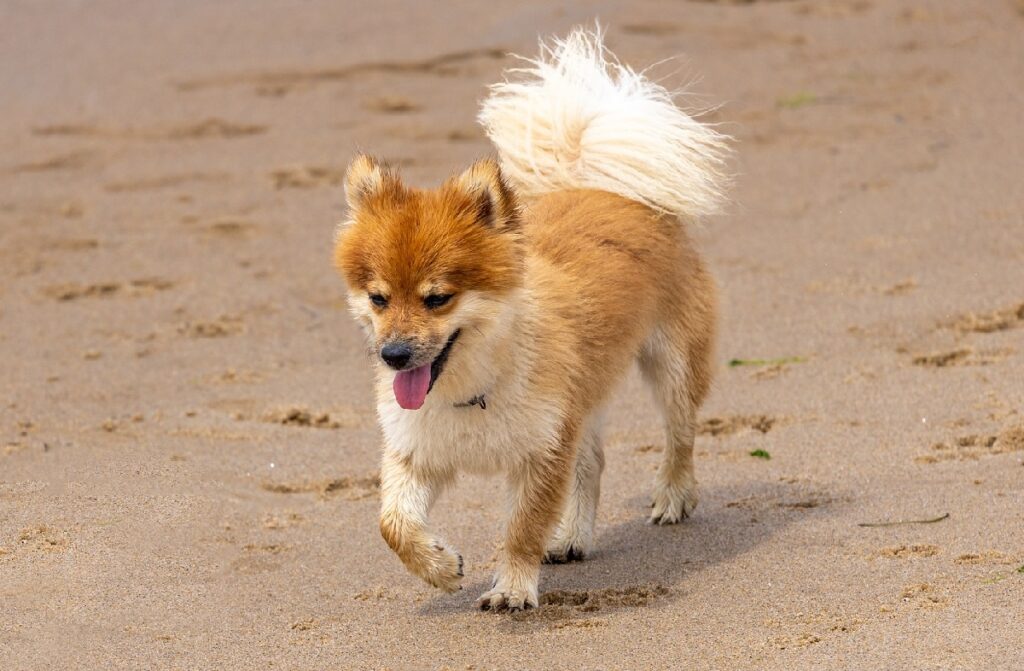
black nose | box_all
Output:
[380,342,413,369]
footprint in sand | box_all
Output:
[11,150,96,173]
[259,406,361,430]
[807,276,918,297]
[270,160,413,189]
[898,582,948,608]
[750,363,796,381]
[203,369,265,386]
[882,279,918,296]
[769,633,823,650]
[442,128,482,143]
[104,172,228,193]
[699,414,779,437]
[871,544,940,559]
[44,278,174,301]
[199,217,259,239]
[916,425,1024,463]
[726,479,841,512]
[953,550,1017,566]
[765,609,863,651]
[621,22,684,37]
[33,118,266,141]
[910,347,1014,367]
[230,554,281,575]
[261,474,380,501]
[270,165,346,189]
[14,525,70,554]
[173,48,507,96]
[353,586,399,602]
[625,20,807,50]
[262,512,306,530]
[363,96,420,113]
[509,584,671,627]
[396,126,485,144]
[242,543,291,555]
[794,0,874,18]
[4,234,100,277]
[178,315,244,338]
[946,302,1024,335]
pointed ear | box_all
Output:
[454,158,519,230]
[344,154,401,215]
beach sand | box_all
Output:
[1,1,1022,668]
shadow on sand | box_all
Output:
[417,476,838,624]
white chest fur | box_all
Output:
[377,384,563,475]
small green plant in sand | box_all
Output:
[858,512,949,528]
[750,449,771,460]
[729,356,807,367]
[982,573,1010,585]
[1017,565,1024,574]
[776,92,817,109]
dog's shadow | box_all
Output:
[419,476,834,620]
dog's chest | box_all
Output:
[379,393,562,474]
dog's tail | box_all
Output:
[478,26,730,222]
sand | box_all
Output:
[1,1,1022,669]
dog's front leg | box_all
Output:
[477,433,575,612]
[378,450,463,593]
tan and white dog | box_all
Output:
[333,27,729,612]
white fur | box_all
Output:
[546,415,604,559]
[478,25,730,221]
[639,328,700,523]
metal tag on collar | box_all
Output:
[455,394,487,410]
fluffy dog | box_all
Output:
[333,27,729,611]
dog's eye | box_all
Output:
[423,294,454,310]
[369,293,388,308]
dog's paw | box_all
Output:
[544,516,594,564]
[417,542,464,593]
[542,545,586,564]
[476,584,538,613]
[649,477,699,525]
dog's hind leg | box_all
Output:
[638,310,714,524]
[544,417,604,563]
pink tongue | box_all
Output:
[393,364,432,410]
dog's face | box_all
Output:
[333,155,522,409]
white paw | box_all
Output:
[543,531,591,564]
[476,578,538,612]
[416,542,464,593]
[649,477,699,525]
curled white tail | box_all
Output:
[479,26,730,222]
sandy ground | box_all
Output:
[2,1,1023,669]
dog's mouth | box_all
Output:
[392,329,461,410]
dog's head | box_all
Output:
[333,155,523,409]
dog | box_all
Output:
[333,26,729,612]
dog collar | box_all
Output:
[454,394,487,410]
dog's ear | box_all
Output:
[344,154,402,217]
[454,158,519,231]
